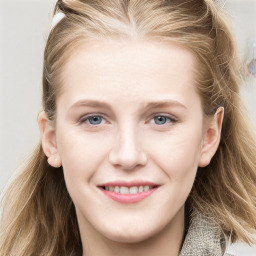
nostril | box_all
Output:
[108,152,147,170]
[108,132,148,170]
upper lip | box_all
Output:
[98,181,160,188]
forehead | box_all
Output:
[58,39,200,110]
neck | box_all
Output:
[79,207,185,256]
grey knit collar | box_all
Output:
[179,210,226,256]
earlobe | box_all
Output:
[198,107,224,167]
[47,155,62,168]
[38,111,62,168]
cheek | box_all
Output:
[56,128,112,188]
[58,127,109,161]
[145,127,203,179]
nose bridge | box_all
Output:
[108,121,147,170]
[118,123,138,154]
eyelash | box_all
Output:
[78,113,178,127]
[78,114,107,126]
[150,114,178,125]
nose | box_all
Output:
[108,126,147,170]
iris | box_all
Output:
[88,116,103,125]
[154,116,170,125]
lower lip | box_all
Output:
[99,187,158,204]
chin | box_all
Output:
[105,231,153,244]
[100,221,164,244]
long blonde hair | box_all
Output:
[1,0,256,255]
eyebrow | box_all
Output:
[69,99,112,110]
[68,99,187,111]
[144,100,187,110]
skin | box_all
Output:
[39,39,223,256]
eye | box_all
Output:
[151,115,177,125]
[79,115,107,126]
[87,116,103,125]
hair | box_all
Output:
[1,0,256,255]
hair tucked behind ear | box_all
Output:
[1,0,256,255]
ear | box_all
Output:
[198,107,224,167]
[38,111,62,168]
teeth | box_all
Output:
[129,186,138,194]
[104,185,154,194]
[144,185,149,191]
[120,187,129,194]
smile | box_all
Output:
[104,185,154,194]
[98,182,159,204]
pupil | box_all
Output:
[89,116,102,125]
[155,116,166,125]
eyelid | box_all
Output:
[149,113,178,122]
[78,113,108,124]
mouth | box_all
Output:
[98,182,160,204]
[101,185,158,194]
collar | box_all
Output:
[179,210,226,256]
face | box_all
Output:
[40,39,222,244]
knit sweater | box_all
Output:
[179,210,234,256]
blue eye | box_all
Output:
[87,116,103,125]
[79,115,106,126]
[153,115,176,125]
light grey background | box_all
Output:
[0,0,55,190]
[0,0,256,254]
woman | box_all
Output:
[0,0,256,255]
